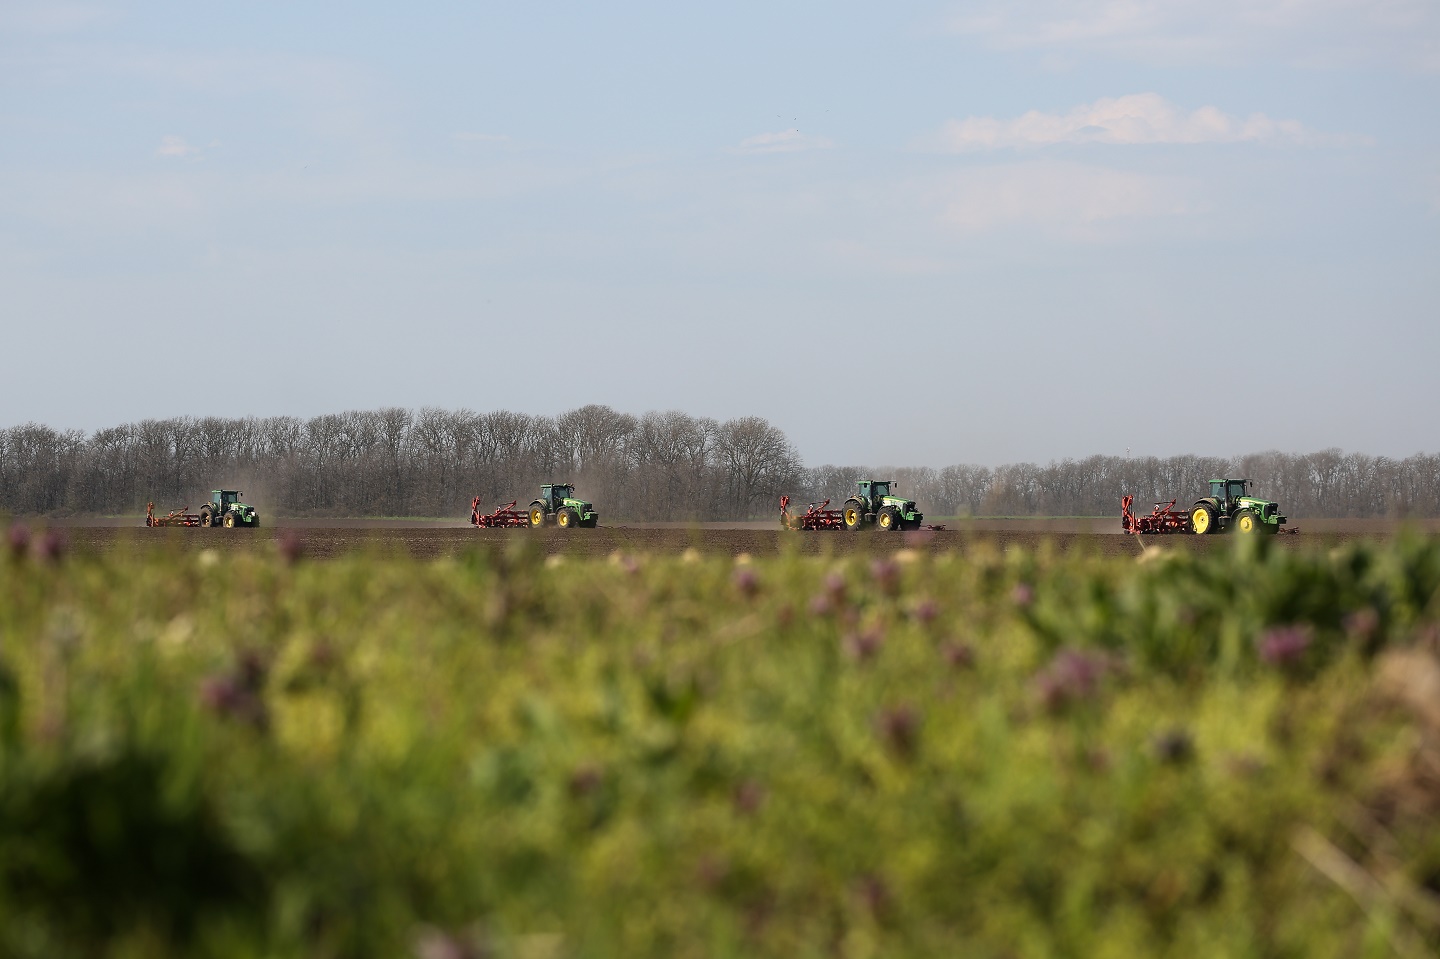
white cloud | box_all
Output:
[949,0,1439,71]
[155,135,200,159]
[732,129,835,155]
[932,161,1200,236]
[934,93,1315,151]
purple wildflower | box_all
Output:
[942,640,975,670]
[870,557,900,595]
[1033,647,1112,713]
[277,530,305,564]
[33,529,66,564]
[876,705,920,759]
[6,524,30,561]
[843,626,884,663]
[732,566,759,599]
[1257,625,1312,668]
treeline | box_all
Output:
[1,406,1437,519]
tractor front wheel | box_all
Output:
[557,508,578,529]
[876,506,900,531]
[223,513,236,529]
[843,501,866,531]
[1191,504,1216,535]
[529,505,547,528]
[1235,510,1262,534]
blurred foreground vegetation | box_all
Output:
[2,529,1440,958]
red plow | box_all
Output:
[470,498,530,529]
[780,495,845,531]
[1121,495,1192,535]
[145,502,203,527]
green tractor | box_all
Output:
[1190,478,1286,535]
[842,479,924,532]
[199,490,260,529]
[527,483,599,529]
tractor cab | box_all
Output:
[212,490,242,509]
[858,480,891,504]
[1208,479,1249,511]
[541,484,575,510]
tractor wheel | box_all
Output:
[223,513,236,529]
[557,508,578,529]
[876,506,900,531]
[528,504,547,528]
[1191,503,1216,535]
[1235,510,1262,534]
[580,517,598,529]
[198,509,211,528]
[251,516,261,528]
[843,500,866,531]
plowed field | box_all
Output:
[49,522,1402,561]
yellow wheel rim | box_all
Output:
[845,509,859,525]
[530,509,544,526]
[879,513,892,529]
[1192,509,1209,534]
[559,512,570,527]
[1239,515,1254,532]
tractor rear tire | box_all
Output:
[199,509,211,528]
[876,506,900,531]
[557,508,578,529]
[1235,510,1262,534]
[529,504,547,528]
[1191,503,1216,535]
[843,500,866,531]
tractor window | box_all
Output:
[556,486,573,500]
[1227,481,1247,501]
[221,492,238,506]
[872,482,890,498]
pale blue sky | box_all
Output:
[3,1,1437,465]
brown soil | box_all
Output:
[43,522,1412,562]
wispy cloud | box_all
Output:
[155,135,200,159]
[932,161,1200,236]
[949,0,1439,71]
[931,94,1323,151]
[732,129,835,155]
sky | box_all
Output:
[2,0,1437,466]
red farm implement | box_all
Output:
[145,502,203,527]
[470,498,530,529]
[780,495,847,531]
[1121,495,1192,535]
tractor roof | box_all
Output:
[1208,478,1250,484]
[211,489,243,494]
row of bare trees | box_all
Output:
[0,407,801,520]
[1,407,1436,519]
[804,450,1440,519]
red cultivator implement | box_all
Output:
[146,502,202,527]
[470,498,530,529]
[1121,495,1192,535]
[780,495,846,531]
